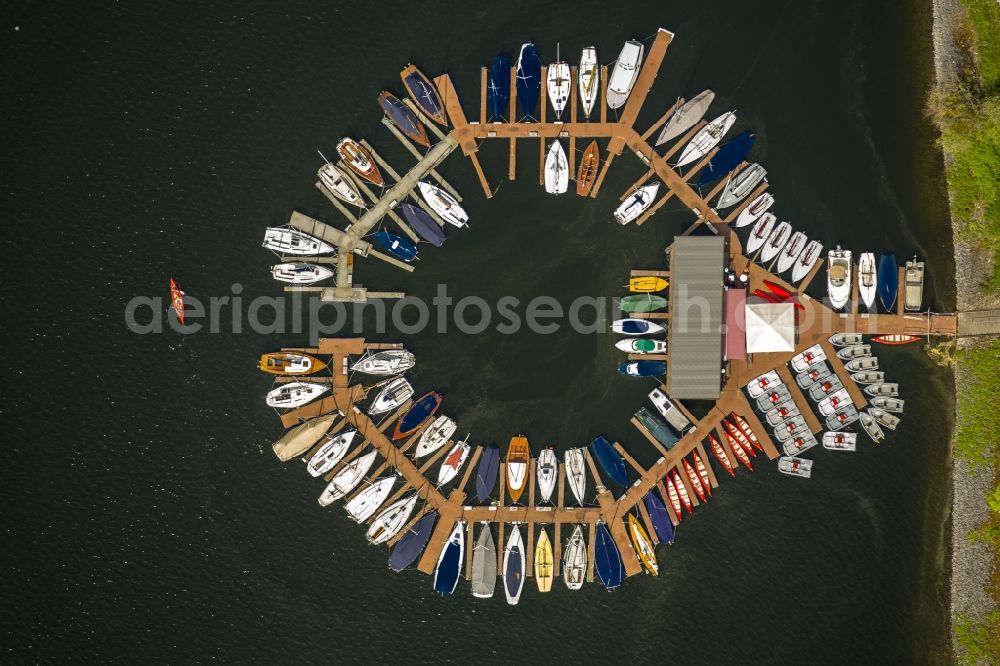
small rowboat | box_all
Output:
[724,430,754,471]
[872,334,921,345]
[169,278,186,324]
[707,433,736,477]
[731,413,763,452]
[664,474,683,522]
[671,470,693,514]
[576,140,600,197]
[683,459,707,502]
[691,451,713,496]
[336,138,383,186]
[724,419,757,458]
[628,276,667,292]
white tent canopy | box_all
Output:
[745,302,796,353]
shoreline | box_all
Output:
[930,0,998,658]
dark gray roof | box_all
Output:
[667,236,725,399]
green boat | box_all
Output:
[620,295,667,313]
[635,407,679,449]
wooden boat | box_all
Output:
[307,428,357,477]
[620,294,667,313]
[515,43,542,119]
[336,138,383,186]
[778,456,813,479]
[373,230,418,262]
[870,407,901,430]
[506,436,530,503]
[475,445,500,502]
[860,411,885,443]
[664,474,684,521]
[487,54,511,121]
[612,318,664,335]
[578,48,600,119]
[544,140,569,194]
[776,232,807,274]
[594,522,625,590]
[400,64,447,126]
[731,413,761,452]
[345,477,396,523]
[879,253,899,312]
[271,262,334,284]
[272,413,337,462]
[377,91,429,147]
[872,396,905,413]
[389,510,436,572]
[350,349,415,375]
[791,240,823,283]
[858,252,877,311]
[169,278,186,324]
[865,383,899,398]
[845,357,879,373]
[759,221,791,264]
[671,470,693,514]
[417,181,468,227]
[708,433,736,477]
[536,447,558,503]
[414,415,457,458]
[724,430,754,471]
[546,57,571,119]
[368,377,414,415]
[534,528,554,592]
[836,344,872,360]
[576,140,600,197]
[677,111,737,167]
[392,391,443,440]
[827,246,852,310]
[747,370,781,398]
[717,163,767,209]
[734,191,774,228]
[644,491,675,545]
[503,525,526,604]
[746,212,776,255]
[433,520,465,596]
[823,431,857,451]
[565,448,588,505]
[563,524,588,590]
[695,131,755,186]
[656,89,715,146]
[591,436,628,487]
[470,523,497,598]
[259,352,322,376]
[265,381,329,409]
[628,275,667,293]
[263,227,335,255]
[366,494,418,545]
[904,256,925,311]
[614,183,660,224]
[317,161,365,207]
[872,334,921,345]
[683,458,707,502]
[791,343,826,372]
[615,338,667,354]
[851,371,885,384]
[399,202,447,247]
[606,39,645,109]
[318,450,377,505]
[829,332,863,347]
[437,439,471,486]
[627,515,658,575]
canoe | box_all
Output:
[878,253,899,312]
[760,221,792,264]
[776,232,807,274]
[644,491,675,545]
[724,430,754,471]
[618,360,666,377]
[392,391,443,440]
[503,525,526,605]
[576,140,600,197]
[475,445,500,502]
[544,140,569,194]
[656,89,715,146]
[336,138,383,187]
[606,40,645,109]
[725,419,757,458]
[317,162,364,207]
[615,338,667,354]
[400,64,447,126]
[534,528,554,592]
[904,256,925,311]
[536,448,558,503]
[414,415,457,458]
[368,377,414,415]
[272,413,336,462]
[506,436,530,503]
[345,477,396,523]
[692,450,713,496]
[717,163,767,209]
[858,252,877,311]
[373,230,418,262]
[265,381,330,409]
[350,349,416,375]
[694,131,755,186]
[271,262,335,284]
[746,213,776,255]
[259,351,323,376]
[389,510,437,572]
[397,202,446,247]
[791,240,823,283]
[671,470,693,514]
[578,48,600,119]
[872,334,920,345]
[612,318,664,335]
[614,183,660,224]
[628,515,658,575]
[621,294,667,312]
[307,428,358,477]
[546,60,571,119]
[683,458,707,502]
[628,276,667,292]
[318,450,377,506]
[377,91,429,147]
[594,522,625,590]
[487,54,511,121]
[565,448,588,505]
[367,494,418,545]
[731,413,762,452]
[417,181,468,227]
[664,475,683,522]
[753,289,782,304]
[437,439,470,486]
[432,520,465,596]
[734,191,774,228]
[263,227,335,256]
[563,525,588,590]
[515,43,542,119]
[708,433,736,477]
[471,523,498,598]
[590,436,628,487]
[676,111,737,167]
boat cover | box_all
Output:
[745,302,795,353]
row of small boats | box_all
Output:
[735,192,823,284]
[613,285,668,376]
[826,249,925,312]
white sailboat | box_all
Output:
[546,46,570,119]
[366,494,418,544]
[317,153,364,207]
[415,415,458,458]
[262,228,334,255]
[716,163,766,209]
[417,181,468,227]
[614,183,660,225]
[655,89,715,146]
[318,450,377,506]
[307,428,358,477]
[562,524,587,590]
[733,191,774,228]
[503,525,526,605]
[792,240,823,283]
[578,47,599,119]
[564,448,587,505]
[344,477,396,523]
[265,381,329,409]
[606,40,645,109]
[350,349,415,375]
[776,231,807,275]
[535,448,558,502]
[367,377,414,415]
[826,245,852,310]
[858,252,877,311]
[544,140,569,194]
[746,212,776,255]
[271,262,335,284]
[437,438,471,486]
[676,111,736,167]
[759,221,792,264]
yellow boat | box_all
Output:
[534,527,554,592]
[627,515,659,575]
[258,352,323,375]
[628,276,668,293]
[506,436,531,503]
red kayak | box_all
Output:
[724,419,758,458]
[763,280,792,299]
[671,469,694,514]
[683,459,707,502]
[170,278,186,324]
[724,430,754,471]
[663,476,683,522]
[753,289,782,303]
[872,334,920,345]
[731,413,763,452]
[708,434,736,477]
[761,283,805,310]
[691,451,713,496]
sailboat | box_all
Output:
[734,192,774,228]
[335,138,383,187]
[791,240,823,283]
[262,227,334,256]
[676,111,737,167]
[400,64,447,126]
[563,525,587,590]
[366,494,418,545]
[858,252,877,310]
[578,47,599,119]
[506,436,530,503]
[656,89,715,146]
[471,524,498,598]
[503,525,526,605]
[564,448,587,505]
[344,477,396,523]
[377,91,430,147]
[417,181,469,227]
[265,381,329,409]
[318,450,377,505]
[746,213,776,255]
[613,183,660,224]
[544,140,569,194]
[350,349,415,375]
[271,263,335,284]
[546,45,570,119]
[436,438,471,486]
[776,232,807,275]
[433,520,465,596]
[515,43,542,119]
[627,515,658,575]
[534,528,554,592]
[317,153,365,207]
[535,447,558,502]
[759,221,792,264]
[487,54,511,121]
[307,428,358,477]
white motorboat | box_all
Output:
[546,59,571,118]
[747,370,782,398]
[759,221,792,264]
[734,191,774,228]
[823,431,857,451]
[716,163,767,209]
[612,318,665,335]
[858,252,877,311]
[318,162,364,207]
[845,357,879,373]
[265,381,330,409]
[851,371,884,384]
[367,377,414,416]
[366,494,418,545]
[859,411,885,443]
[826,245,852,310]
[544,140,569,194]
[826,405,860,431]
[564,448,587,505]
[614,183,660,224]
[791,240,823,283]
[350,349,416,375]
[271,262,335,284]
[871,396,905,413]
[778,456,813,478]
[676,111,737,167]
[344,476,396,523]
[655,89,715,146]
[746,212,776,255]
[437,439,471,486]
[318,450,378,506]
[817,388,851,416]
[796,364,832,390]
[615,338,667,354]
[837,344,872,360]
[415,415,458,458]
[418,181,468,227]
[775,415,809,442]
[262,227,334,255]
[782,434,818,457]
[578,47,600,119]
[864,383,899,397]
[563,524,587,590]
[809,377,844,401]
[829,333,863,347]
[536,448,558,502]
[606,39,645,109]
[791,343,826,372]
[776,232,807,274]
[648,388,690,431]
[765,403,799,426]
[503,525,527,605]
[307,428,358,477]
[869,407,900,430]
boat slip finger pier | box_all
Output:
[258,27,959,600]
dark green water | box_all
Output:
[5,0,956,662]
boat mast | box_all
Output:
[317,149,332,165]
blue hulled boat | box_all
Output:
[393,391,442,440]
[694,131,756,186]
[475,445,500,502]
[389,511,437,572]
[432,520,465,595]
[595,522,625,590]
[644,491,675,545]
[515,43,541,119]
[878,253,899,312]
[399,203,446,247]
[590,435,628,487]
[618,360,666,377]
[374,230,418,262]
[488,55,511,121]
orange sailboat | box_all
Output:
[169,278,186,325]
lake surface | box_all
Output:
[5,0,955,662]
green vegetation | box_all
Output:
[955,611,1000,666]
